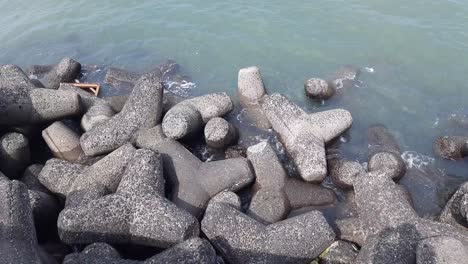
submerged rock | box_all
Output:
[201,191,335,264]
[136,125,254,218]
[261,93,352,182]
[327,65,361,90]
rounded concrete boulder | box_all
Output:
[43,57,81,89]
[433,136,468,160]
[368,152,406,180]
[238,66,266,104]
[0,132,30,178]
[304,78,334,100]
[204,117,237,148]
[329,159,364,189]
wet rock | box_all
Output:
[81,71,163,156]
[327,65,360,90]
[319,240,359,264]
[448,113,468,128]
[136,125,254,218]
[367,124,402,156]
[304,78,335,100]
[433,135,468,160]
[368,151,406,180]
[81,103,115,132]
[201,191,335,264]
[162,93,233,140]
[0,65,81,125]
[261,93,352,182]
[58,149,199,248]
[329,159,364,189]
[416,236,468,264]
[204,117,237,148]
[0,132,30,178]
[0,177,42,263]
[440,182,468,231]
[224,145,247,159]
[237,66,271,129]
[43,57,81,89]
[42,121,86,162]
[104,67,140,90]
[64,238,217,264]
[38,158,87,197]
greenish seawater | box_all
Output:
[1,1,468,208]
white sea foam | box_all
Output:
[401,151,435,169]
[364,67,375,73]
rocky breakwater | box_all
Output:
[0,58,466,264]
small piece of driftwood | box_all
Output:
[71,83,100,96]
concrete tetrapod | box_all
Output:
[58,149,200,248]
[261,93,353,182]
[136,125,254,218]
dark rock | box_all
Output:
[327,65,361,90]
[162,93,233,140]
[304,78,335,100]
[42,121,87,162]
[0,132,30,178]
[63,238,217,264]
[26,64,54,77]
[43,57,81,89]
[237,66,271,129]
[58,149,199,248]
[104,67,140,89]
[440,182,468,231]
[201,191,335,264]
[0,177,42,263]
[136,125,254,218]
[19,164,48,193]
[261,93,352,182]
[247,188,290,224]
[224,145,247,159]
[81,71,163,156]
[204,117,237,149]
[433,136,468,160]
[0,65,81,125]
[319,240,359,264]
[416,236,468,264]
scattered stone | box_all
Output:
[319,240,359,264]
[162,93,233,139]
[0,177,42,263]
[0,132,30,178]
[0,65,81,125]
[136,125,254,218]
[58,149,200,248]
[368,151,406,180]
[81,103,115,132]
[201,191,335,264]
[42,121,86,162]
[416,236,468,264]
[43,57,81,89]
[440,182,468,231]
[261,93,352,182]
[204,117,237,148]
[304,78,335,100]
[80,71,163,156]
[433,135,468,160]
[367,124,401,156]
[237,66,271,129]
[329,159,364,189]
[64,238,217,264]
